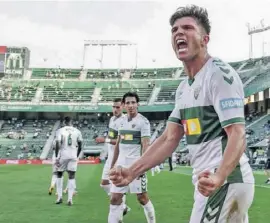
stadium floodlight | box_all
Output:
[247,20,270,58]
[82,40,137,69]
[84,40,136,47]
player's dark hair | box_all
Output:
[169,5,211,35]
[122,92,140,103]
[113,98,122,103]
[64,116,72,124]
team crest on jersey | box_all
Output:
[194,86,201,100]
[132,124,136,128]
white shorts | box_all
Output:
[57,158,78,172]
[52,163,57,173]
[101,159,112,181]
[189,183,254,223]
[110,174,148,194]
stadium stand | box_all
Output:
[87,69,122,79]
[0,84,37,102]
[99,87,153,102]
[31,68,82,79]
[42,85,95,103]
[130,68,179,79]
[156,82,179,102]
[1,55,270,163]
[0,119,55,159]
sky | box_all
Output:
[0,0,269,69]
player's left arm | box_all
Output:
[141,118,151,154]
[55,130,62,158]
[77,131,83,158]
[210,67,246,185]
[141,137,150,154]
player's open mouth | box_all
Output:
[176,39,188,53]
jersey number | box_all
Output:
[67,134,72,146]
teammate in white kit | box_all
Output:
[110,5,254,223]
[96,98,124,195]
[108,92,156,223]
[95,98,130,216]
[55,116,82,206]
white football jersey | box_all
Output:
[168,57,254,184]
[106,114,125,161]
[117,113,151,167]
[56,125,83,159]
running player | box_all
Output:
[110,5,254,223]
[55,116,82,206]
[95,98,129,215]
[108,92,156,223]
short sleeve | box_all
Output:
[141,118,151,138]
[168,105,182,125]
[56,129,62,141]
[210,70,245,128]
[168,83,182,125]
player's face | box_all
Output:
[171,17,209,62]
[112,102,122,117]
[124,97,138,116]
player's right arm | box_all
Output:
[110,135,121,169]
[55,130,62,165]
[95,136,118,145]
[129,117,184,179]
[96,118,118,145]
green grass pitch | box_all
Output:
[1,164,270,223]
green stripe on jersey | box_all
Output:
[220,117,245,128]
[119,130,141,145]
[108,128,118,139]
[168,117,182,125]
[180,105,225,144]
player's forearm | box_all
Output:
[55,142,60,157]
[111,146,119,168]
[216,126,246,181]
[142,137,150,154]
[77,147,82,157]
[106,138,117,145]
[130,134,179,178]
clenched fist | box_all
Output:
[109,166,134,187]
[198,170,224,197]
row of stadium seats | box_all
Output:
[1,112,267,159]
[99,87,153,102]
[31,68,82,79]
[27,56,270,80]
[0,117,167,159]
[42,86,95,103]
[0,85,37,102]
[0,71,268,103]
[0,119,55,159]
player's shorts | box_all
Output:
[265,158,270,169]
[57,158,78,172]
[101,159,112,181]
[189,183,254,223]
[110,173,148,194]
[52,162,57,173]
